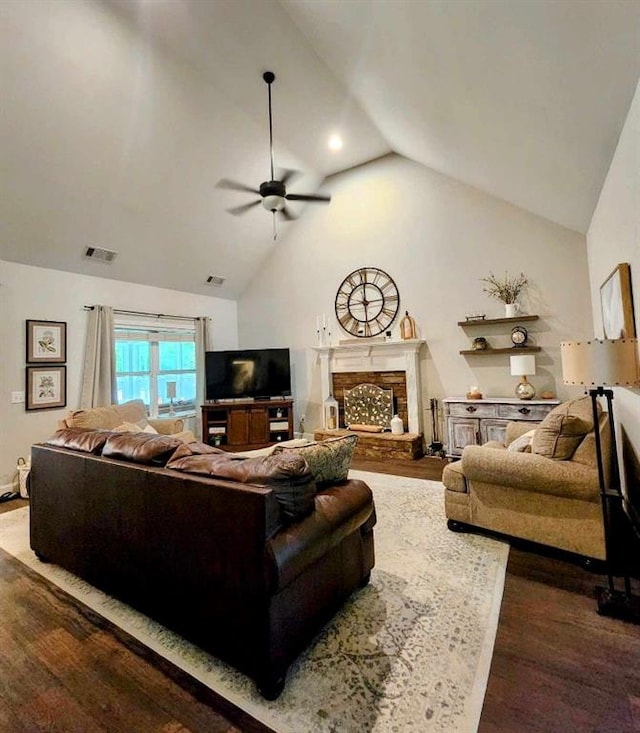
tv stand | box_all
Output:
[201,399,294,451]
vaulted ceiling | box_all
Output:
[1,0,639,298]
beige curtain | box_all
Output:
[80,305,116,408]
[194,316,212,439]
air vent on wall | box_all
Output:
[84,246,117,263]
[206,275,225,286]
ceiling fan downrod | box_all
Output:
[263,71,276,182]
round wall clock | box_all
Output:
[335,267,400,337]
[511,326,528,347]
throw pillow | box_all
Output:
[273,434,358,485]
[507,429,536,453]
[114,421,143,433]
[114,420,158,434]
[530,396,598,460]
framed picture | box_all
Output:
[600,263,636,339]
[26,366,67,411]
[26,320,67,363]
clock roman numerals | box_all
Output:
[334,267,400,338]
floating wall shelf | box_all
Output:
[459,346,542,356]
[457,315,539,327]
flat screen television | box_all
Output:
[205,348,291,401]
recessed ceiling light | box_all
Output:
[328,133,343,151]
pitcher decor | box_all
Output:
[480,271,528,317]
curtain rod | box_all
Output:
[83,305,198,322]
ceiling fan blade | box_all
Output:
[278,168,300,186]
[216,178,260,195]
[285,193,331,203]
[280,205,297,221]
[226,200,261,216]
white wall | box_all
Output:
[0,260,238,488]
[587,79,640,463]
[238,154,591,437]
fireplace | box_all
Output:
[314,340,426,435]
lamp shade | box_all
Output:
[561,339,639,386]
[166,381,177,399]
[510,354,536,376]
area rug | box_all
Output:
[0,470,508,732]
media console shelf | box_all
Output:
[201,399,294,451]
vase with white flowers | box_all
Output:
[480,271,528,317]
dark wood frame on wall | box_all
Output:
[26,319,67,364]
[25,365,67,411]
[600,263,636,339]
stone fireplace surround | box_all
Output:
[314,340,426,435]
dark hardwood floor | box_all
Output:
[2,457,640,732]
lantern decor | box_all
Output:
[400,311,417,340]
[323,393,339,430]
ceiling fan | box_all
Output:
[217,71,331,238]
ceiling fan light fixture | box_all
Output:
[262,194,285,212]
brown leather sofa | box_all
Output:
[29,429,376,699]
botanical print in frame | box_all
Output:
[600,263,636,339]
[26,319,67,363]
[26,366,67,411]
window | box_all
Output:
[115,317,196,417]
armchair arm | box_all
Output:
[149,418,184,435]
[460,445,600,502]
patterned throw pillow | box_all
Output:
[506,429,536,453]
[273,434,358,484]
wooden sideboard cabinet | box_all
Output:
[201,400,294,451]
[443,397,560,458]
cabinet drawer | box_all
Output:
[497,403,552,421]
[448,403,497,418]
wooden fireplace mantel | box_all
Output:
[313,339,426,435]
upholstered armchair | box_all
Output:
[443,397,611,561]
[58,399,196,443]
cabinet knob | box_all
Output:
[466,405,477,413]
[518,407,531,415]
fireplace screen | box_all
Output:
[344,383,394,429]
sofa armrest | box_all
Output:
[149,418,184,434]
[460,445,600,502]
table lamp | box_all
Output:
[510,354,536,400]
[166,381,177,416]
[561,337,640,623]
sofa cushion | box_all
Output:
[46,428,114,454]
[101,433,183,465]
[531,397,597,460]
[273,434,358,485]
[167,442,316,522]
